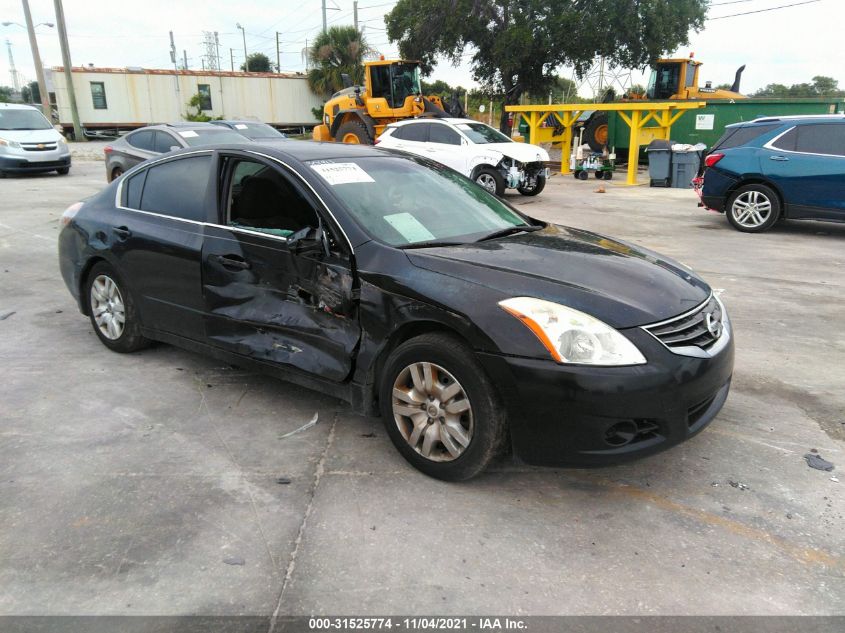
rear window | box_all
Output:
[174,128,247,147]
[139,155,212,221]
[711,124,780,150]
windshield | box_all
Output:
[232,122,286,140]
[0,108,52,131]
[308,156,527,247]
[455,122,511,144]
[177,128,249,146]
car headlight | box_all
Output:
[0,137,22,149]
[57,136,67,145]
[499,297,646,366]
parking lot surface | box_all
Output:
[1,159,843,617]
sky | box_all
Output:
[1,0,843,98]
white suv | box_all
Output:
[0,103,71,177]
[377,118,550,196]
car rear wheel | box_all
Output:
[517,173,546,196]
[85,262,149,353]
[474,167,505,196]
[379,333,505,481]
[726,184,781,233]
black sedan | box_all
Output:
[58,141,733,481]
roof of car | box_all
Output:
[0,103,41,111]
[389,117,480,127]
[729,114,845,128]
[213,120,269,125]
[162,139,395,165]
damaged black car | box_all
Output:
[58,142,734,481]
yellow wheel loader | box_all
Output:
[312,58,460,144]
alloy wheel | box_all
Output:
[90,274,126,340]
[731,190,772,228]
[391,362,473,462]
[476,173,497,194]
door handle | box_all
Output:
[112,226,132,240]
[769,155,789,161]
[213,254,251,270]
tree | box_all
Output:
[753,77,844,98]
[184,93,223,122]
[0,86,13,103]
[21,80,39,104]
[811,75,841,96]
[386,0,708,133]
[240,52,272,72]
[307,26,371,97]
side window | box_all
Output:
[226,158,320,238]
[124,170,146,208]
[402,123,429,143]
[90,82,107,109]
[685,62,696,88]
[139,155,212,222]
[429,124,461,145]
[127,130,155,151]
[153,131,178,153]
[795,124,845,156]
[198,84,212,111]
[771,127,798,152]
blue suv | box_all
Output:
[697,115,845,232]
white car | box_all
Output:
[0,103,71,177]
[377,117,550,196]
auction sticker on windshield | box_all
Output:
[178,130,199,138]
[310,162,375,185]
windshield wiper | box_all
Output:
[400,239,467,249]
[475,225,542,242]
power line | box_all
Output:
[709,0,755,5]
[709,0,822,19]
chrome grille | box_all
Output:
[21,142,58,152]
[644,296,723,350]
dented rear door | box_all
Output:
[201,225,359,382]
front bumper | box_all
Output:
[0,151,71,174]
[477,324,734,467]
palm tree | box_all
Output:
[307,26,372,97]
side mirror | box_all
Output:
[289,226,330,257]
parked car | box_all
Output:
[376,117,551,196]
[103,122,248,181]
[211,120,287,140]
[59,141,733,481]
[0,103,71,177]
[696,115,845,232]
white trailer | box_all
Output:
[46,66,323,138]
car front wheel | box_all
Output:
[517,173,546,196]
[726,184,781,232]
[379,333,505,481]
[474,167,505,197]
[85,261,149,353]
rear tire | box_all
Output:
[85,261,149,353]
[577,170,589,180]
[379,333,506,481]
[336,119,373,145]
[517,173,546,196]
[584,112,609,152]
[474,167,505,197]
[726,183,781,233]
[603,171,613,180]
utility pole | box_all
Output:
[275,32,281,73]
[52,0,83,141]
[214,31,220,71]
[236,23,248,71]
[5,39,20,91]
[21,0,50,118]
[353,1,358,30]
[322,0,327,33]
[229,48,234,71]
[182,49,187,70]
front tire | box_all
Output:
[85,261,149,353]
[57,167,70,175]
[336,119,373,145]
[474,167,505,197]
[379,333,506,481]
[518,173,546,196]
[726,183,781,233]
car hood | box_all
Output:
[406,224,710,328]
[1,128,62,144]
[480,142,550,164]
